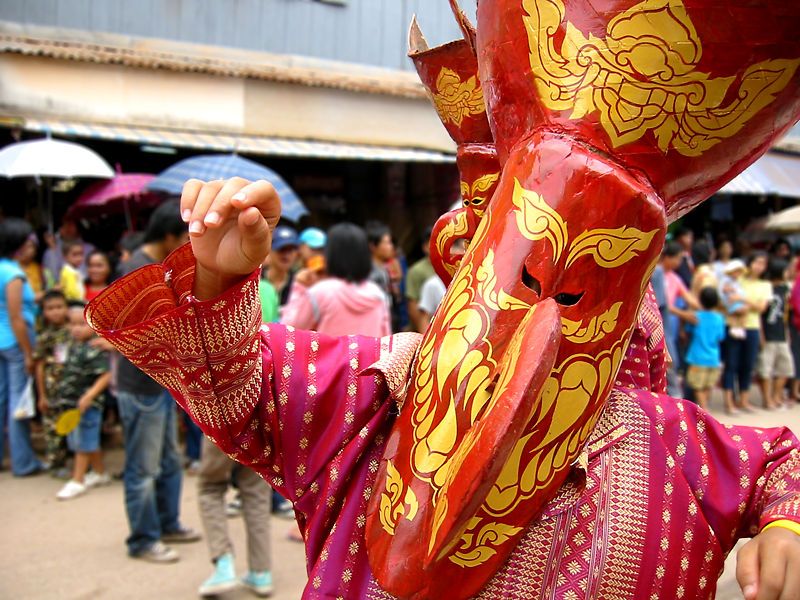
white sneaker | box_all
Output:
[85,471,112,488]
[56,480,87,500]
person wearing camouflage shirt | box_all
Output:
[33,291,71,473]
[54,304,111,500]
[55,330,110,411]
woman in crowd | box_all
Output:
[690,239,718,298]
[282,222,391,338]
[16,233,45,298]
[83,250,114,303]
[722,251,770,414]
[712,237,735,281]
[0,218,44,475]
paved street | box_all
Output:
[1,391,797,600]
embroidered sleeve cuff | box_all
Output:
[362,332,421,408]
[86,243,263,430]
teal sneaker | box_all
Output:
[241,570,274,597]
[198,553,238,597]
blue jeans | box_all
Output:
[181,409,202,462]
[117,390,184,555]
[0,344,42,475]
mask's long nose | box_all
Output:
[367,298,562,599]
[422,298,561,568]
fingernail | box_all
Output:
[189,221,205,234]
[181,209,191,222]
[743,585,756,598]
[232,191,247,202]
[204,212,221,225]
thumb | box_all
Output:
[736,538,760,600]
[237,207,272,267]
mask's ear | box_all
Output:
[477,0,800,222]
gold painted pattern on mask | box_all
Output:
[408,212,501,496]
[482,333,629,519]
[428,304,538,558]
[476,249,532,312]
[428,423,485,556]
[432,67,487,128]
[512,178,568,264]
[378,459,419,536]
[444,332,630,570]
[562,302,623,344]
[566,227,659,269]
[522,0,800,156]
[410,262,496,488]
[435,209,471,277]
[462,172,500,218]
[450,517,524,568]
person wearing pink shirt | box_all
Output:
[282,223,390,339]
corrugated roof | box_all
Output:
[17,118,457,163]
[720,152,800,197]
[0,20,428,99]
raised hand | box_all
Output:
[180,178,281,299]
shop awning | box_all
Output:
[720,151,800,197]
[17,118,456,164]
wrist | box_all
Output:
[193,262,245,301]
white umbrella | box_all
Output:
[765,205,800,232]
[0,138,113,232]
[0,138,113,179]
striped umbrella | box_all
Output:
[147,154,308,222]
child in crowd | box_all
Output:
[55,303,112,500]
[719,259,748,339]
[685,287,726,411]
[59,241,85,301]
[759,258,795,410]
[33,290,71,477]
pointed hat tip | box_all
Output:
[408,15,429,54]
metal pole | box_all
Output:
[46,176,54,235]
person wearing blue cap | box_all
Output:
[261,226,300,319]
[298,228,326,272]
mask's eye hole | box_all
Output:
[521,265,542,296]
[554,291,584,306]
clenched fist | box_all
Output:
[180,178,281,299]
[737,526,800,600]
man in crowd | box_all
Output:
[115,200,200,563]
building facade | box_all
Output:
[0,0,477,246]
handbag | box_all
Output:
[12,378,35,420]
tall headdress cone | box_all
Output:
[409,7,502,284]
